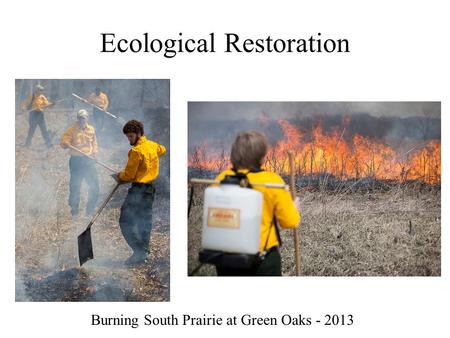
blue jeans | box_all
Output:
[119,183,155,256]
[25,110,52,146]
[69,156,99,215]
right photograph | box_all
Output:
[187,102,441,277]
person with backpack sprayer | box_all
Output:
[207,131,301,276]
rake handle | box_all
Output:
[20,98,65,115]
[190,178,287,189]
[71,93,118,120]
[87,182,121,229]
[67,144,117,173]
[288,151,301,276]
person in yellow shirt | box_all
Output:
[213,131,301,276]
[23,85,54,148]
[60,110,99,217]
[87,87,109,132]
[113,120,166,265]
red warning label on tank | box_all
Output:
[207,208,240,229]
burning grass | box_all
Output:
[16,110,170,301]
[188,183,440,276]
[189,118,441,184]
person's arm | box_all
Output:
[92,131,99,155]
[119,149,141,182]
[60,127,73,149]
[273,188,301,229]
[157,143,166,157]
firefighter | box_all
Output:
[214,131,301,276]
[87,87,109,132]
[22,85,54,148]
[60,109,100,217]
[113,120,166,266]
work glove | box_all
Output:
[110,173,123,184]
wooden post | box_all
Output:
[288,151,301,276]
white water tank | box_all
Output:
[201,185,263,254]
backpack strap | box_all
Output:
[273,217,283,247]
[231,167,263,173]
[222,168,252,188]
[262,216,282,252]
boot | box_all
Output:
[124,252,149,267]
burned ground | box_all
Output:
[188,181,440,277]
[16,104,170,301]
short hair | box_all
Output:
[230,131,268,171]
[123,120,144,135]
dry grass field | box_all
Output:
[188,184,441,276]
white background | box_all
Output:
[1,0,448,337]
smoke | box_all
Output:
[15,157,66,301]
[188,102,441,152]
[188,101,440,121]
[15,79,170,301]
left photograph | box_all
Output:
[15,79,170,301]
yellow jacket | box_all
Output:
[87,92,109,110]
[22,94,49,112]
[60,123,98,156]
[215,169,301,251]
[119,136,166,183]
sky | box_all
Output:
[188,102,441,122]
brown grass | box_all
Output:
[188,185,440,276]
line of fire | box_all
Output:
[189,115,440,186]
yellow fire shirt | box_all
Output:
[60,123,98,156]
[22,94,49,112]
[87,92,109,110]
[119,136,166,183]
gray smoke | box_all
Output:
[188,101,440,121]
[188,102,441,152]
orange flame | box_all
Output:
[188,119,441,184]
